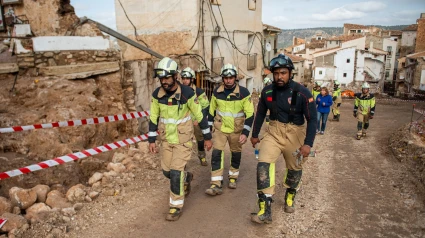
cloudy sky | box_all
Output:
[72,0,425,30]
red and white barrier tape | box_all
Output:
[0,132,157,181]
[0,219,6,229]
[0,111,150,134]
[414,108,425,115]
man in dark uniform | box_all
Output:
[250,54,317,224]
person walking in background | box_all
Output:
[354,82,376,140]
[316,87,333,135]
[332,81,342,121]
[312,81,322,100]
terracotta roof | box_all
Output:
[344,23,368,30]
[263,23,282,32]
[328,35,364,42]
[390,30,402,36]
[402,24,418,31]
[313,46,341,55]
[369,48,388,55]
[297,49,306,54]
[406,51,425,59]
[307,41,325,49]
[287,54,306,62]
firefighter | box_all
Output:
[353,82,376,140]
[205,63,254,195]
[250,54,317,224]
[181,67,210,166]
[312,81,322,100]
[332,80,342,121]
[148,57,213,221]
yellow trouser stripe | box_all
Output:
[270,163,275,188]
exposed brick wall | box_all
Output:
[415,19,425,53]
[16,50,120,68]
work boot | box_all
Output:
[205,184,223,196]
[199,157,208,166]
[284,190,296,213]
[333,115,338,121]
[251,194,273,224]
[336,114,340,122]
[165,207,181,221]
[362,131,367,137]
[228,178,237,189]
[356,134,362,140]
[184,172,193,197]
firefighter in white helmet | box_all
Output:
[353,82,376,140]
[148,57,213,221]
[205,63,254,195]
[180,67,210,166]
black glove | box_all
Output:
[353,112,357,118]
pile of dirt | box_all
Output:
[390,124,425,185]
[0,142,154,238]
[0,72,137,197]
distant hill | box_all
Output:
[277,25,410,49]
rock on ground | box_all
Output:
[9,187,37,210]
[24,203,52,221]
[0,213,27,232]
[45,190,72,209]
[66,184,86,203]
[31,185,50,203]
[0,197,13,215]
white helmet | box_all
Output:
[362,82,370,89]
[181,67,195,79]
[263,77,272,85]
[334,80,340,86]
[220,63,238,77]
[154,57,178,79]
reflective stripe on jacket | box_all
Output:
[332,88,342,103]
[354,93,376,115]
[148,84,211,144]
[208,84,254,137]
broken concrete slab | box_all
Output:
[33,36,110,52]
[0,63,19,74]
[37,61,119,79]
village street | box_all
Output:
[57,101,425,238]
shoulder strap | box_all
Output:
[288,83,300,123]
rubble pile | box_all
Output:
[390,124,425,184]
[0,141,156,238]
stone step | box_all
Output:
[0,63,19,74]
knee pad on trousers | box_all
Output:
[197,140,205,152]
[231,152,241,169]
[364,123,369,130]
[283,169,302,190]
[170,170,183,196]
[257,162,275,190]
[357,121,363,131]
[163,170,171,179]
[211,149,223,171]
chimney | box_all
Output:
[415,15,425,52]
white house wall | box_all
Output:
[365,58,384,80]
[314,67,335,81]
[341,37,366,50]
[383,38,398,80]
[334,47,356,84]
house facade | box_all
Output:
[115,0,264,92]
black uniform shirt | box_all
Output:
[252,80,317,147]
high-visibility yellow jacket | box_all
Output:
[354,93,376,115]
[332,88,342,103]
[190,84,209,120]
[312,89,321,100]
[148,84,212,144]
[208,84,254,137]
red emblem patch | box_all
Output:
[267,97,272,102]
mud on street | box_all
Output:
[13,101,421,238]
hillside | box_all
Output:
[278,25,410,49]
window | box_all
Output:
[346,59,350,63]
[385,71,390,77]
[350,30,356,33]
[357,30,361,33]
[343,73,347,77]
[330,41,333,44]
[319,71,323,75]
[248,0,256,10]
[211,0,221,5]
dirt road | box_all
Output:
[65,101,425,238]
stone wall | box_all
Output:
[16,50,120,69]
[415,19,425,53]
